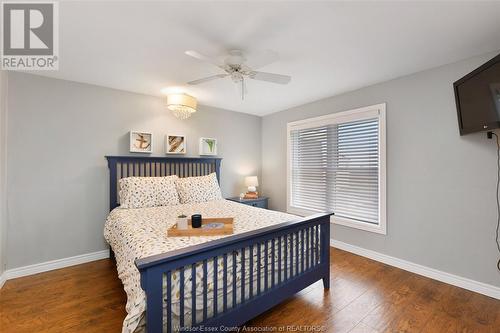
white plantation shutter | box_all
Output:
[288,104,386,232]
[290,125,330,212]
[331,118,379,223]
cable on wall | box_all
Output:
[488,131,500,271]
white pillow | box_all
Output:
[175,173,223,204]
[119,176,179,209]
[156,176,180,207]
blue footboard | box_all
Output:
[135,212,332,333]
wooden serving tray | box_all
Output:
[167,217,234,237]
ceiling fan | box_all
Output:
[185,49,291,99]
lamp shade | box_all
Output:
[166,93,197,119]
[245,176,259,187]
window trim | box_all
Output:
[286,103,387,235]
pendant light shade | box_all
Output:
[166,93,197,120]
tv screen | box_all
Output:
[454,54,500,135]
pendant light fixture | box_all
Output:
[166,93,197,120]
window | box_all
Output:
[287,103,386,234]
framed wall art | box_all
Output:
[199,137,217,156]
[129,131,153,153]
[165,134,186,154]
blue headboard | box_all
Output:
[105,156,222,211]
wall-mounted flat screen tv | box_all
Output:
[454,53,500,135]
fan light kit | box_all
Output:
[166,93,197,120]
[185,49,291,99]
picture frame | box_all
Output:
[129,131,153,153]
[199,137,218,156]
[165,134,187,154]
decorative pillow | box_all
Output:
[175,173,223,204]
[119,177,156,209]
[155,176,180,207]
[119,176,179,209]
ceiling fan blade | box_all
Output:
[187,74,228,85]
[249,71,291,85]
[240,78,248,101]
[243,78,248,95]
[185,50,227,70]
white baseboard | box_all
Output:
[0,272,5,289]
[330,239,500,300]
[2,249,109,282]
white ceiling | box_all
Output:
[33,1,500,116]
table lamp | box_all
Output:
[244,176,259,199]
[245,176,259,192]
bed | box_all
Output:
[105,156,331,333]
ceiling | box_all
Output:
[33,1,500,116]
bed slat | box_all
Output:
[278,236,282,284]
[271,238,275,287]
[232,252,237,308]
[223,254,227,312]
[191,263,196,325]
[257,242,261,295]
[202,260,208,321]
[295,234,298,276]
[180,268,185,327]
[264,241,269,291]
[284,235,288,281]
[301,229,305,273]
[315,225,319,266]
[213,256,218,317]
[241,248,245,302]
[166,271,172,333]
[249,245,254,298]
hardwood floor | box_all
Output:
[1,248,499,332]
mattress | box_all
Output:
[104,199,308,333]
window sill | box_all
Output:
[331,216,386,235]
[288,206,386,235]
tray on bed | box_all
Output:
[167,217,234,237]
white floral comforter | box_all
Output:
[104,199,301,333]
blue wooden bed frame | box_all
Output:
[106,156,331,333]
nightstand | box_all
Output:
[226,196,269,209]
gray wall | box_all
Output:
[6,72,261,269]
[0,71,7,277]
[262,51,500,287]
